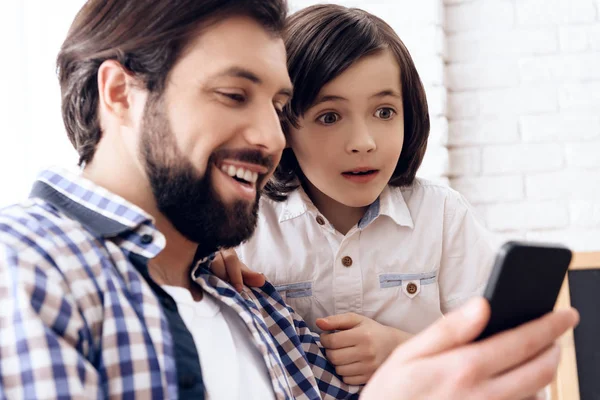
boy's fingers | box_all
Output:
[324,346,362,366]
[316,312,363,332]
[241,269,266,287]
[210,252,230,283]
[320,328,362,350]
[221,249,245,291]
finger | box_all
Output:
[316,312,363,332]
[388,297,490,363]
[473,308,578,377]
[320,328,362,350]
[210,252,230,283]
[482,344,560,400]
[324,346,362,366]
[342,375,370,386]
[222,249,244,292]
[241,269,266,287]
[335,361,372,378]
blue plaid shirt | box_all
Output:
[0,168,360,399]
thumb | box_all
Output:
[316,312,363,331]
[390,297,490,363]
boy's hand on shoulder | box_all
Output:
[211,248,266,292]
[317,313,412,385]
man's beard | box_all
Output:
[139,93,268,257]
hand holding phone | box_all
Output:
[476,241,572,341]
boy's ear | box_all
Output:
[96,60,140,128]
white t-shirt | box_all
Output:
[237,179,499,334]
[162,285,275,400]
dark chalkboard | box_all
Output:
[552,252,600,400]
[569,269,600,400]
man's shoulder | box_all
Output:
[244,282,302,330]
[0,198,90,261]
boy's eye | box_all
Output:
[375,107,396,120]
[316,112,340,125]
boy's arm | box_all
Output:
[439,191,498,313]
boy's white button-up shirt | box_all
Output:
[237,179,498,334]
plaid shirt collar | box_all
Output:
[30,167,166,260]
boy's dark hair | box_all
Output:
[264,4,430,201]
[57,0,288,166]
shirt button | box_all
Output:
[316,216,325,225]
[341,256,353,267]
[406,282,418,295]
[179,374,196,389]
[140,234,153,245]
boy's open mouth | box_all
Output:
[341,168,379,176]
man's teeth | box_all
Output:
[221,165,259,183]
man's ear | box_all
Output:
[97,60,139,128]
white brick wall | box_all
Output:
[446,0,600,251]
[2,0,599,253]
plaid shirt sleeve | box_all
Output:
[288,308,363,400]
[250,283,361,400]
[0,241,101,399]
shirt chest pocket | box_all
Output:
[273,281,328,333]
[274,281,313,299]
[379,272,437,298]
[365,270,442,333]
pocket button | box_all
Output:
[406,282,418,294]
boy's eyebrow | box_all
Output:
[370,89,402,99]
[312,95,348,107]
[313,89,402,107]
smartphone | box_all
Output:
[476,241,572,341]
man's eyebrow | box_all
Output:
[216,66,263,84]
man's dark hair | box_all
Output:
[264,4,430,201]
[57,0,288,165]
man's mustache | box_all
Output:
[210,149,274,172]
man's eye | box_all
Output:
[374,107,396,120]
[316,112,340,125]
[218,92,246,103]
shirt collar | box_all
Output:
[277,187,313,223]
[29,167,165,258]
[361,185,414,229]
[278,185,414,229]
